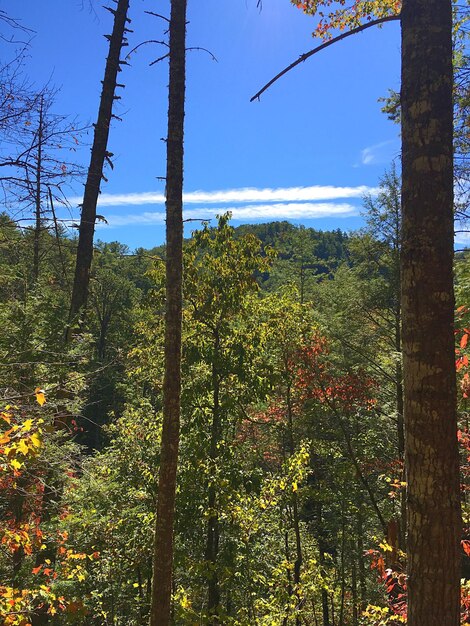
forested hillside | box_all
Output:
[1,201,470,624]
[1,0,469,625]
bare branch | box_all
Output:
[149,53,170,66]
[250,15,400,102]
[145,11,170,23]
[186,46,218,62]
[126,39,169,60]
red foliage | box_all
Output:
[293,339,377,412]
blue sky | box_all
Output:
[2,0,402,249]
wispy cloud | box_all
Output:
[99,202,358,228]
[359,140,400,166]
[70,184,377,208]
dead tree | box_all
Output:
[68,0,131,329]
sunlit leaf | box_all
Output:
[35,387,46,406]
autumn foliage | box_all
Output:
[292,0,401,39]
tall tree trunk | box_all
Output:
[32,96,43,283]
[149,0,186,624]
[338,510,346,626]
[316,503,330,626]
[286,383,302,626]
[356,497,366,613]
[205,330,222,624]
[351,558,358,626]
[68,0,130,327]
[401,1,461,623]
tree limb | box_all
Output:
[250,15,400,102]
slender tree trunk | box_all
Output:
[68,0,130,327]
[149,1,186,624]
[32,96,43,282]
[205,330,222,624]
[401,1,461,623]
[315,503,330,626]
[283,528,293,626]
[356,500,366,613]
[351,559,358,626]
[286,383,302,626]
[338,510,345,626]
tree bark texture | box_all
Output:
[149,0,186,624]
[68,0,130,326]
[401,1,462,623]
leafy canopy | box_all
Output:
[292,0,401,39]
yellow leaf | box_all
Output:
[17,439,29,455]
[35,388,46,406]
[10,459,22,470]
[30,432,41,448]
[22,419,33,432]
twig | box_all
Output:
[149,53,170,66]
[145,11,170,23]
[187,46,218,62]
[126,39,169,60]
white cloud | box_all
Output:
[70,184,377,208]
[99,202,358,228]
[360,140,400,166]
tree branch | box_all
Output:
[145,11,170,23]
[250,15,400,102]
[186,46,218,62]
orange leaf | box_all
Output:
[461,334,469,349]
[34,388,46,406]
[32,565,42,574]
[376,555,385,575]
[462,540,470,556]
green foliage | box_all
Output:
[1,191,466,623]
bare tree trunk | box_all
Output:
[32,96,43,282]
[401,1,461,623]
[68,0,130,327]
[149,0,186,624]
